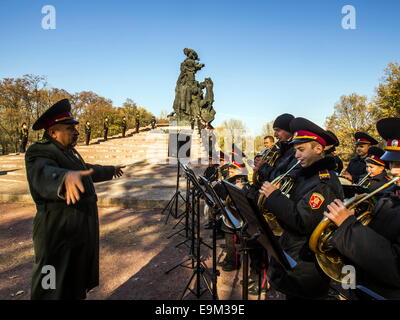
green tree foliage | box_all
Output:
[370,62,400,119]
[325,93,377,162]
[0,74,154,154]
[325,62,400,162]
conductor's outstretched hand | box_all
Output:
[114,166,125,178]
[64,169,94,205]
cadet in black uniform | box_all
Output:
[103,117,109,141]
[257,113,300,184]
[121,116,127,137]
[85,121,91,145]
[247,114,302,295]
[325,130,343,175]
[150,116,156,130]
[260,117,344,299]
[135,112,140,134]
[325,117,400,300]
[263,135,274,151]
[19,122,29,153]
[26,99,125,299]
[358,146,390,193]
[343,132,378,184]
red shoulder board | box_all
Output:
[309,192,325,210]
[319,170,330,180]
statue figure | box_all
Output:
[169,48,216,126]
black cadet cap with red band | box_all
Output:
[289,117,337,147]
[326,130,340,147]
[32,99,79,131]
[377,117,400,162]
[365,146,386,167]
[354,132,378,146]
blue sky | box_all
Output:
[1,0,399,135]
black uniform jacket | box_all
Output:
[362,172,391,193]
[346,155,367,184]
[331,194,400,300]
[20,128,29,141]
[258,141,301,184]
[264,156,344,299]
[25,134,115,299]
[85,124,91,135]
[325,150,343,175]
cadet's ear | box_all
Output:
[311,142,324,155]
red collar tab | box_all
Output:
[319,170,330,180]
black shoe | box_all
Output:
[203,223,213,230]
[240,277,256,287]
[222,263,239,272]
[218,260,239,272]
[248,283,269,296]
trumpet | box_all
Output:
[257,160,301,236]
[357,172,371,188]
[309,176,400,283]
[253,143,281,186]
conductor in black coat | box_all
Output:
[26,99,125,300]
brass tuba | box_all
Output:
[309,176,400,283]
[253,143,281,186]
[257,160,301,236]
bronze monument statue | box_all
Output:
[169,48,216,127]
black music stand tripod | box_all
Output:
[165,168,215,300]
[167,162,193,249]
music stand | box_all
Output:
[221,180,297,299]
[166,161,194,244]
[165,165,215,299]
[199,176,242,230]
[222,180,296,269]
[199,175,244,300]
[162,131,192,222]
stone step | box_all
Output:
[0,173,26,182]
